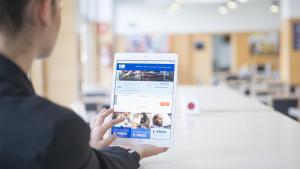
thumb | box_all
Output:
[100,135,117,148]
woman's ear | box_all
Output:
[37,0,53,26]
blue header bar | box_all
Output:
[117,63,175,71]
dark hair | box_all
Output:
[0,0,31,33]
[0,0,56,34]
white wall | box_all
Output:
[281,0,300,19]
[115,0,280,34]
[79,0,113,22]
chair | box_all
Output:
[272,97,299,116]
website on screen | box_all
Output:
[111,61,175,140]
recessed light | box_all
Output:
[227,0,238,10]
[170,3,181,11]
[219,5,229,15]
[270,5,279,13]
[174,0,184,4]
[270,1,280,13]
[238,0,248,3]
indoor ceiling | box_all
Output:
[143,0,270,4]
[181,0,262,3]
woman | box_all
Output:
[0,0,167,169]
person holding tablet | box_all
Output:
[0,0,167,169]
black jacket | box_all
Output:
[0,54,140,169]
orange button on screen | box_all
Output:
[160,102,170,106]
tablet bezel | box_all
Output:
[109,53,178,147]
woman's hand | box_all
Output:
[89,109,168,159]
[131,144,168,159]
[89,108,124,149]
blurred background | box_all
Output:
[30,0,300,122]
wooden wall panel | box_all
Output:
[170,34,213,85]
[170,35,193,84]
[280,20,291,83]
[231,32,280,73]
[280,19,300,85]
[44,0,79,106]
[289,20,300,85]
[115,35,126,53]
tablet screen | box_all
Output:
[111,60,175,140]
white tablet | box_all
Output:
[110,53,178,147]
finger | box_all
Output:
[97,109,114,127]
[99,135,117,148]
[91,126,103,140]
[95,109,114,126]
[90,108,107,127]
[89,127,103,149]
[97,116,125,139]
[101,117,125,133]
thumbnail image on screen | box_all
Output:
[132,113,151,128]
[118,70,174,82]
[151,113,172,129]
[112,112,131,128]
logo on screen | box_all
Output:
[119,64,126,69]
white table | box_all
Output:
[289,108,300,120]
[140,111,300,169]
[177,86,273,112]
